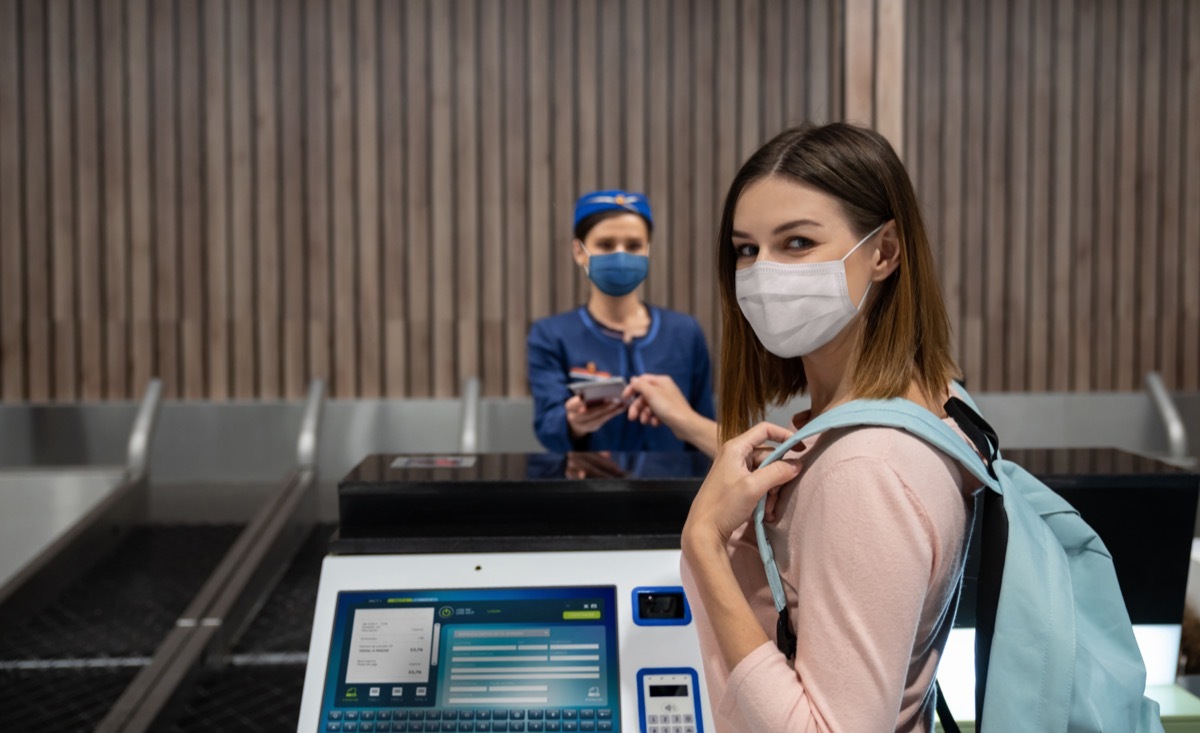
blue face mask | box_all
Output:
[584,250,649,297]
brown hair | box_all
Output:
[716,122,960,441]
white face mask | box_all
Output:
[735,223,885,358]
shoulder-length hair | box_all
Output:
[716,122,961,441]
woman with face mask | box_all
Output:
[680,123,977,731]
[527,190,719,456]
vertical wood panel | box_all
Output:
[430,0,455,396]
[379,0,406,395]
[551,1,578,314]
[330,0,356,397]
[982,0,1007,391]
[48,0,77,400]
[1092,1,1117,391]
[0,0,24,400]
[204,0,229,399]
[644,0,669,308]
[453,0,480,391]
[527,0,552,332]
[304,0,330,394]
[356,0,382,397]
[1025,0,1051,391]
[127,0,155,396]
[151,0,178,397]
[280,0,305,396]
[1004,0,1030,390]
[1157,0,1182,390]
[691,0,716,348]
[843,0,874,125]
[961,1,985,389]
[939,0,963,377]
[100,0,129,399]
[404,0,430,395]
[1114,0,1139,392]
[1070,0,1095,391]
[1049,0,1075,391]
[255,0,282,398]
[228,0,254,398]
[478,0,504,397]
[1136,0,1164,384]
[74,0,103,399]
[178,0,204,398]
[502,0,528,397]
[1184,2,1200,390]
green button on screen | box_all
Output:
[563,610,601,620]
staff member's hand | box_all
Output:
[683,422,801,549]
[565,394,627,439]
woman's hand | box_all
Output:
[623,374,689,429]
[564,394,627,439]
[683,422,801,554]
[622,374,720,457]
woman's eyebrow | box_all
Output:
[771,218,823,235]
[731,219,824,240]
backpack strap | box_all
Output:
[751,398,1000,653]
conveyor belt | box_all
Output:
[170,523,334,732]
[0,524,242,730]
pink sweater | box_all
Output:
[681,420,977,732]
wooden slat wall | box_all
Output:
[905,0,1200,393]
[0,0,842,400]
[2,0,1194,402]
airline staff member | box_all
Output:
[527,190,718,456]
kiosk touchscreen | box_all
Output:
[319,586,620,730]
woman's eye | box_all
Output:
[734,243,758,258]
[784,236,815,250]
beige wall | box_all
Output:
[0,0,1195,401]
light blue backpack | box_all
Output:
[752,392,1164,732]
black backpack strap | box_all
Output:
[935,681,962,733]
[942,396,1008,731]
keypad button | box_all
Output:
[361,724,374,732]
[394,711,410,721]
[347,712,361,721]
[648,727,660,733]
[685,727,696,733]
[379,712,393,721]
[510,724,526,733]
[580,723,595,732]
[442,724,457,732]
[444,711,459,720]
[363,712,377,721]
[407,724,422,733]
[475,723,489,732]
[596,710,611,720]
[458,724,474,733]
[327,724,342,732]
[345,724,358,733]
[528,723,544,733]
[410,712,426,721]
[580,710,595,720]
[545,710,561,720]
[563,711,578,721]
[525,710,541,720]
[461,711,476,720]
[494,724,509,732]
[478,711,492,720]
[330,712,345,721]
[424,724,439,733]
[391,723,407,732]
[598,723,612,732]
[546,723,561,732]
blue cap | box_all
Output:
[573,189,654,229]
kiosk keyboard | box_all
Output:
[325,708,616,733]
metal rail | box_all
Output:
[125,378,163,483]
[460,376,481,453]
[1144,372,1190,463]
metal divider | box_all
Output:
[0,379,162,630]
[96,380,326,733]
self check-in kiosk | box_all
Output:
[298,449,1200,732]
[298,452,715,733]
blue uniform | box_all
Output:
[527,305,716,452]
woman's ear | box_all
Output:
[870,221,901,281]
[572,239,589,268]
